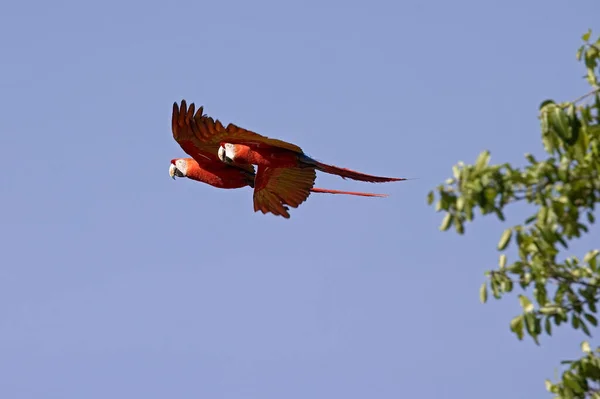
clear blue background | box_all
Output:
[1,0,598,397]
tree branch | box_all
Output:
[570,87,600,105]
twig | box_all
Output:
[570,87,600,105]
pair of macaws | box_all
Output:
[169,100,406,218]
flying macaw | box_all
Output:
[170,100,387,218]
[169,157,388,217]
[190,108,406,184]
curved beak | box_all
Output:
[169,163,176,180]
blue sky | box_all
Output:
[1,0,599,397]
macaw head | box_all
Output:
[169,158,188,179]
[217,143,235,164]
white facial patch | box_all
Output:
[224,143,236,161]
[218,146,226,162]
[175,159,187,176]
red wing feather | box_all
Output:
[220,122,304,154]
[171,100,220,166]
[171,100,255,174]
[175,99,304,161]
[252,166,316,218]
[188,105,304,154]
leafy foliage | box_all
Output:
[428,30,600,398]
[546,342,600,399]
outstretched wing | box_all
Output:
[172,100,255,174]
[252,166,316,218]
[172,100,219,165]
[190,105,304,154]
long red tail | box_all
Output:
[300,155,406,183]
[310,187,388,197]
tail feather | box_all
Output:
[310,187,388,197]
[300,155,406,183]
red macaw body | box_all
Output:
[170,158,253,189]
[170,100,388,218]
[219,143,405,183]
[170,158,387,218]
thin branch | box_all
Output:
[489,265,600,290]
[551,295,600,314]
[570,87,600,105]
[549,271,600,290]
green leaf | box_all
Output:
[591,256,598,272]
[583,29,592,42]
[548,106,574,144]
[589,301,597,313]
[576,45,585,61]
[534,284,548,307]
[566,105,581,145]
[519,295,535,312]
[587,212,595,224]
[455,217,465,235]
[510,314,524,340]
[584,249,599,265]
[539,99,556,110]
[587,68,598,86]
[582,340,592,353]
[504,278,513,293]
[440,213,453,231]
[580,319,591,336]
[524,312,539,343]
[493,208,505,221]
[499,254,507,268]
[474,150,491,172]
[545,317,552,335]
[427,191,435,205]
[465,205,474,221]
[452,165,460,179]
[539,305,560,315]
[525,153,537,164]
[584,313,598,326]
[480,283,488,304]
[497,228,512,250]
[572,314,581,329]
[563,386,575,399]
[556,234,568,249]
[564,372,583,394]
[491,278,500,298]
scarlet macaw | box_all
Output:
[170,157,388,217]
[170,100,387,218]
[191,109,406,184]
